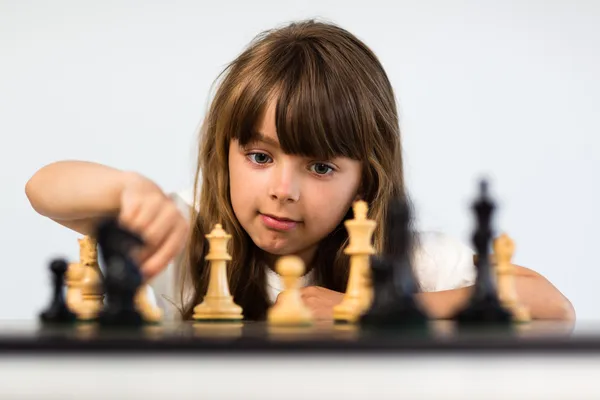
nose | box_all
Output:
[268,164,300,203]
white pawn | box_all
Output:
[268,256,313,326]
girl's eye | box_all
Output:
[247,152,272,164]
[310,163,334,175]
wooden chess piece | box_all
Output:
[333,200,376,324]
[76,236,104,321]
[451,179,512,325]
[494,233,531,322]
[65,260,85,314]
[40,258,77,324]
[360,194,428,329]
[268,256,313,326]
[193,224,243,321]
[135,285,163,323]
[95,217,145,328]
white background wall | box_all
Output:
[1,0,598,321]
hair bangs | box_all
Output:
[274,44,368,161]
[223,72,278,150]
[228,39,369,162]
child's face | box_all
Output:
[228,100,362,267]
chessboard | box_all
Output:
[0,317,589,353]
[0,319,599,399]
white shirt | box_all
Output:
[148,189,477,321]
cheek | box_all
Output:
[229,154,271,223]
[229,156,256,218]
[303,185,355,232]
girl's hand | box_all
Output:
[299,286,344,320]
[118,172,189,279]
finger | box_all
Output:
[302,296,318,307]
[138,204,186,265]
[313,309,333,321]
[300,286,318,298]
[128,194,164,233]
[143,202,183,248]
[302,302,332,320]
[140,222,188,279]
[134,246,154,265]
[119,192,143,226]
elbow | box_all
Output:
[557,297,576,322]
[25,171,46,216]
[539,294,576,322]
[25,175,38,208]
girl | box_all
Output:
[26,20,574,322]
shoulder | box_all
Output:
[411,231,476,292]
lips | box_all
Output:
[262,213,299,222]
[260,213,300,231]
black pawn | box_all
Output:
[39,259,77,324]
[452,179,512,325]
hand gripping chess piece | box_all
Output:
[494,233,531,323]
[268,256,313,326]
[333,200,376,324]
[193,224,243,322]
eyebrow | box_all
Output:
[251,131,281,148]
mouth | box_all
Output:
[259,213,301,231]
[261,213,300,223]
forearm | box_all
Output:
[25,160,131,220]
[511,275,575,320]
[417,276,575,321]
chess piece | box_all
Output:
[40,258,77,324]
[333,200,376,324]
[385,194,421,301]
[451,179,512,325]
[193,224,243,321]
[65,260,85,315]
[361,195,428,328]
[494,233,531,322]
[96,217,145,327]
[268,256,313,326]
[135,285,163,323]
[76,236,104,321]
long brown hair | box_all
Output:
[181,19,409,320]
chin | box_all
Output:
[256,240,293,256]
[251,233,294,255]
